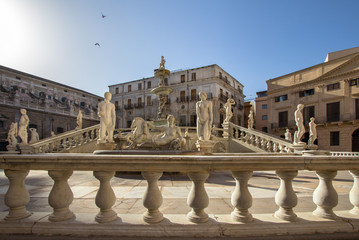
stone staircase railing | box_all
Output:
[30,124,100,153]
[0,153,358,238]
[224,122,296,153]
[331,152,359,157]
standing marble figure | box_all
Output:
[18,108,30,144]
[6,122,18,149]
[308,117,317,146]
[224,98,235,123]
[29,128,40,144]
[285,129,292,142]
[97,92,116,143]
[196,91,213,141]
[293,104,305,145]
[247,110,254,129]
[75,110,83,130]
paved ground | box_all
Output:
[0,169,355,215]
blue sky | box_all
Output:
[1,0,358,100]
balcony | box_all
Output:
[124,104,134,110]
[218,93,228,102]
[135,102,144,109]
[0,153,358,238]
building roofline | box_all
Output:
[266,51,359,84]
[0,65,102,99]
[109,64,243,88]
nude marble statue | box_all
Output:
[284,128,292,142]
[224,98,235,123]
[153,114,185,149]
[248,110,254,129]
[29,128,39,144]
[18,108,29,144]
[6,122,18,150]
[293,104,305,145]
[196,91,213,141]
[308,117,317,146]
[75,110,83,130]
[97,92,116,143]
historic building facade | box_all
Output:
[254,91,268,132]
[0,65,102,150]
[264,47,359,151]
[109,64,245,128]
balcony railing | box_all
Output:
[124,104,134,110]
[0,153,358,238]
[218,93,228,102]
[135,103,144,109]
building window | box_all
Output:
[327,82,340,91]
[262,115,267,120]
[190,115,197,126]
[219,72,222,79]
[356,99,359,120]
[127,99,132,106]
[274,94,288,102]
[191,89,197,101]
[115,101,119,109]
[303,106,315,125]
[147,81,151,89]
[115,88,119,94]
[147,96,152,106]
[220,88,223,95]
[180,91,186,102]
[327,102,340,122]
[350,78,359,86]
[262,104,267,109]
[262,127,268,133]
[181,75,185,83]
[299,88,315,97]
[138,83,142,90]
[164,78,168,86]
[57,127,64,134]
[16,76,21,80]
[0,120,4,129]
[191,72,196,81]
[179,115,186,126]
[48,95,52,100]
[278,111,288,128]
[128,85,131,92]
[330,131,340,146]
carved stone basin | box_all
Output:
[93,150,200,155]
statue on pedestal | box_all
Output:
[293,104,305,145]
[284,129,292,142]
[308,117,317,147]
[18,109,29,144]
[248,110,254,129]
[196,91,213,141]
[97,92,116,144]
[75,110,83,130]
[6,122,18,150]
[29,128,39,144]
[224,98,235,123]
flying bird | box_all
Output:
[101,13,106,18]
[95,43,100,47]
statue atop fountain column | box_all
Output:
[152,56,172,120]
[18,108,29,145]
[308,117,318,150]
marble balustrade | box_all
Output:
[0,153,358,224]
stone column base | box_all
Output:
[18,144,34,154]
[95,143,117,151]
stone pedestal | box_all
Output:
[95,143,117,151]
[307,145,319,150]
[292,143,306,152]
[195,140,214,155]
[18,144,34,154]
[222,122,229,139]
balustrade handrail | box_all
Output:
[29,124,100,153]
[228,122,295,152]
[331,152,359,157]
[1,153,358,171]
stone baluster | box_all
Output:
[279,144,285,153]
[235,128,239,139]
[255,136,260,147]
[48,170,74,222]
[274,170,298,221]
[95,128,100,140]
[273,143,278,152]
[93,171,118,223]
[4,170,32,221]
[142,171,163,223]
[349,170,359,214]
[231,171,253,222]
[313,170,338,219]
[240,131,245,141]
[85,131,90,142]
[187,171,209,223]
[267,141,273,152]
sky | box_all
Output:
[0,0,358,100]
